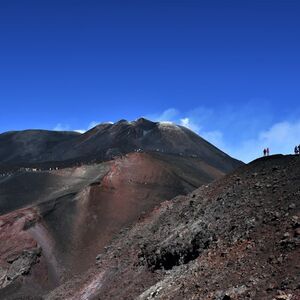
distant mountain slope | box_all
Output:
[0,130,79,164]
[0,118,242,172]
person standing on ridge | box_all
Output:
[263,148,267,156]
[298,145,300,154]
[295,146,299,155]
[266,148,270,156]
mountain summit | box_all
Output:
[0,118,241,172]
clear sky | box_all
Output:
[0,0,300,162]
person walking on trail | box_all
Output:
[295,146,299,155]
[266,148,270,156]
[263,148,267,156]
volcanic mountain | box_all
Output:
[0,118,240,172]
[0,118,242,299]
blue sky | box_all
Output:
[0,0,300,162]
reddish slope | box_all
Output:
[0,152,226,299]
[46,155,300,300]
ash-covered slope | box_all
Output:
[0,130,79,164]
[46,155,300,300]
[0,118,241,172]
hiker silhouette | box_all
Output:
[263,149,267,156]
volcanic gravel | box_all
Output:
[47,155,300,300]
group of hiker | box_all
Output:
[263,148,270,156]
[263,146,300,157]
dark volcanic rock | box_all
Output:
[46,155,300,300]
[0,129,79,164]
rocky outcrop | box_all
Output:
[3,247,41,287]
